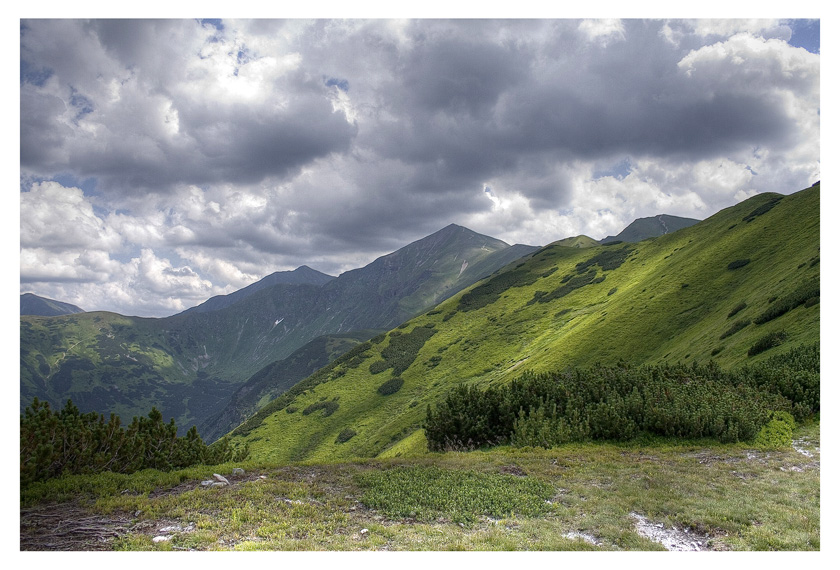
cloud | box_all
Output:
[19,19,819,317]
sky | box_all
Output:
[18,16,821,318]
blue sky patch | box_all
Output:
[325,77,350,92]
[788,19,819,54]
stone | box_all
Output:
[152,536,171,543]
[232,468,245,475]
[213,473,230,485]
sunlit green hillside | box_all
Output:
[232,185,819,464]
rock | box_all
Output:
[232,468,245,475]
[213,473,230,485]
[152,536,171,543]
[360,528,369,536]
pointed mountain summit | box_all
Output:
[21,224,538,437]
[600,214,700,244]
[181,265,335,315]
[20,293,84,316]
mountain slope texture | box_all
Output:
[20,225,537,434]
[229,184,819,465]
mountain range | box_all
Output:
[21,188,817,452]
[20,224,539,433]
[224,185,819,464]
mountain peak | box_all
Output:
[21,293,85,316]
[600,214,700,244]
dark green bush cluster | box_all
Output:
[728,301,747,317]
[425,346,818,451]
[335,427,357,444]
[747,331,788,357]
[727,259,751,270]
[369,326,437,376]
[575,245,634,273]
[457,268,540,312]
[533,270,599,305]
[743,195,783,222]
[720,319,751,340]
[754,280,819,324]
[377,377,405,396]
[302,400,339,417]
[736,346,819,420]
[20,399,248,487]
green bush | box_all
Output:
[727,259,751,270]
[728,301,747,317]
[19,399,248,488]
[377,377,405,396]
[425,346,819,451]
[754,280,819,324]
[720,319,751,340]
[302,400,339,417]
[743,195,783,222]
[754,412,795,449]
[747,331,788,357]
[335,428,357,444]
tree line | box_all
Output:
[21,398,249,487]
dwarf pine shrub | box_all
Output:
[425,345,818,451]
[20,399,248,487]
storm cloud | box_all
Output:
[19,18,820,316]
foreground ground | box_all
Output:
[20,421,819,551]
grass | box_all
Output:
[22,420,820,551]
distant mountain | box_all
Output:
[600,214,700,244]
[229,185,820,464]
[20,224,538,437]
[550,235,600,248]
[180,265,334,315]
[20,293,84,316]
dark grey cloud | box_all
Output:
[19,18,820,317]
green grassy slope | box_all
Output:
[232,185,819,464]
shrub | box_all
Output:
[747,331,788,357]
[743,195,783,222]
[728,301,747,317]
[754,280,819,324]
[753,412,795,449]
[335,428,357,444]
[302,400,339,417]
[19,399,248,488]
[720,319,751,340]
[424,360,795,450]
[727,259,751,270]
[377,377,405,396]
